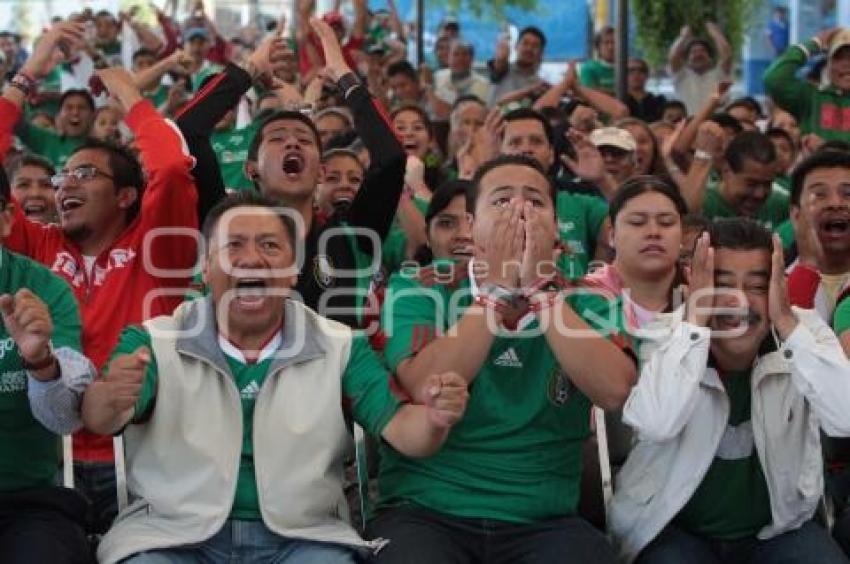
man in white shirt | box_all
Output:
[668,22,733,115]
[433,40,490,106]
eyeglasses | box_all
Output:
[50,165,114,188]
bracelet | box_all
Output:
[22,344,56,371]
[10,72,37,96]
[694,149,714,162]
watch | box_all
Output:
[694,149,714,162]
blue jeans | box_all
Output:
[636,521,849,564]
[121,519,360,564]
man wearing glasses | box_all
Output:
[625,58,667,123]
[0,22,198,536]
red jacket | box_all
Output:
[3,99,198,461]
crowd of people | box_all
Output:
[5,2,850,563]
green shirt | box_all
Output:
[143,84,169,110]
[556,191,609,278]
[211,123,259,192]
[381,197,430,275]
[0,248,81,492]
[377,270,628,523]
[17,123,85,169]
[113,324,400,520]
[579,59,615,93]
[702,183,789,231]
[676,371,772,540]
[833,296,850,336]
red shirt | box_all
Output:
[298,32,364,76]
[2,99,199,461]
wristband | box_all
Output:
[479,282,518,304]
[694,149,713,162]
[337,72,361,99]
[521,275,564,299]
[10,72,37,96]
[527,292,560,313]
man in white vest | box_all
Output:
[81,191,469,564]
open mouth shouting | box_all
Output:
[232,278,271,310]
[282,152,305,180]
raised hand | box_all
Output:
[22,22,86,79]
[562,129,605,183]
[769,234,798,339]
[469,108,503,167]
[685,232,714,327]
[693,120,725,160]
[247,34,288,80]
[424,371,469,428]
[0,289,53,368]
[96,67,143,111]
[310,16,351,80]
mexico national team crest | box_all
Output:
[547,368,573,406]
[313,254,336,289]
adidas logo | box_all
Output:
[240,381,261,399]
[494,347,522,368]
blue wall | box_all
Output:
[369,0,589,61]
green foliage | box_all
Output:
[632,0,765,69]
[427,0,540,20]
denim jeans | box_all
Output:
[121,519,360,564]
[636,521,849,564]
[74,460,118,535]
[366,505,618,564]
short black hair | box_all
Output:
[685,38,715,59]
[594,26,614,48]
[765,127,795,150]
[663,100,687,113]
[709,217,773,252]
[386,60,418,82]
[59,89,95,113]
[452,94,486,111]
[725,131,777,173]
[247,110,322,163]
[518,26,546,50]
[132,48,157,62]
[71,138,145,223]
[11,153,55,181]
[790,149,850,206]
[726,96,763,118]
[470,154,555,209]
[201,191,297,249]
[708,112,744,135]
[609,175,687,224]
[94,10,116,21]
[502,107,554,146]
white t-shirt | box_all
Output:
[672,65,729,115]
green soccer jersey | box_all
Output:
[113,324,400,519]
[377,270,628,523]
[556,191,609,278]
[17,122,85,169]
[702,182,789,231]
[0,248,81,492]
[211,123,259,192]
[676,370,772,540]
[579,59,615,93]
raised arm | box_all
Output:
[764,28,838,120]
[133,49,192,94]
[535,62,627,119]
[706,21,733,75]
[311,17,406,241]
[668,25,692,74]
[678,120,725,213]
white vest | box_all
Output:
[98,298,384,564]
